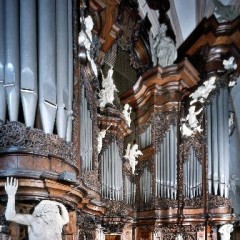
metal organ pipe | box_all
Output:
[66,0,73,142]
[56,0,69,139]
[207,104,212,194]
[20,0,38,128]
[5,0,20,121]
[223,88,229,198]
[0,0,6,122]
[38,0,57,134]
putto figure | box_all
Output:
[124,143,143,174]
[98,67,118,108]
[122,103,132,127]
[218,224,234,240]
[5,177,69,240]
[78,15,98,76]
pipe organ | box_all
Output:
[155,124,177,199]
[101,141,123,201]
[207,86,229,198]
[80,85,93,171]
[0,0,73,139]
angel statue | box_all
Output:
[98,67,118,108]
[124,143,143,174]
[218,224,234,240]
[5,177,69,240]
[149,24,177,67]
[97,125,111,154]
[122,103,132,127]
[175,234,183,240]
[78,15,98,76]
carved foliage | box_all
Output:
[0,121,76,166]
[155,111,177,149]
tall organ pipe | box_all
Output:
[218,88,225,196]
[207,104,212,194]
[0,0,6,122]
[5,0,20,121]
[56,0,69,139]
[212,96,219,195]
[20,0,37,128]
[38,0,57,134]
[66,0,73,141]
[223,88,229,198]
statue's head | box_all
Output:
[33,200,61,223]
[85,16,94,31]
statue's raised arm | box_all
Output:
[5,177,33,225]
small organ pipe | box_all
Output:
[5,0,20,121]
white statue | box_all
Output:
[149,24,177,67]
[78,15,98,76]
[175,234,183,240]
[98,67,118,108]
[124,143,143,174]
[229,174,240,195]
[122,103,132,127]
[186,106,203,129]
[223,56,237,70]
[218,224,234,240]
[190,76,216,105]
[5,177,69,240]
[97,126,111,154]
[180,122,194,137]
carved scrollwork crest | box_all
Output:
[0,121,77,166]
[155,111,177,148]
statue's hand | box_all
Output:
[5,177,18,197]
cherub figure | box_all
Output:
[122,103,132,127]
[223,56,237,70]
[5,177,69,240]
[124,143,143,174]
[190,76,216,105]
[97,125,111,154]
[218,224,234,240]
[78,15,98,76]
[98,67,118,108]
[186,106,203,129]
[175,234,183,240]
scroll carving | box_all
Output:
[0,121,76,166]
